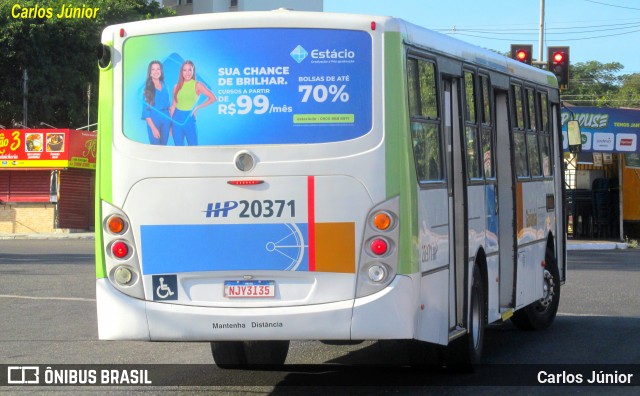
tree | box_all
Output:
[0,0,173,129]
[561,61,623,107]
[617,73,640,109]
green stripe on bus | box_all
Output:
[384,32,419,275]
[95,50,114,279]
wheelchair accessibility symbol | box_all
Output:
[152,275,178,301]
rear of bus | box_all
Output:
[95,11,416,351]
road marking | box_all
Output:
[0,294,95,302]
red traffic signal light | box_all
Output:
[548,46,570,89]
[511,44,533,65]
[553,52,565,63]
[516,49,528,61]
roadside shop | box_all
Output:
[0,129,96,233]
[563,106,640,240]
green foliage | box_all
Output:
[617,73,640,109]
[0,0,173,128]
[562,60,640,108]
[562,61,622,106]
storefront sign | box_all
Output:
[0,129,96,169]
[561,107,640,153]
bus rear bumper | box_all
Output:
[351,274,417,339]
[96,275,417,341]
[96,278,151,341]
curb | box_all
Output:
[0,233,95,240]
[567,242,628,251]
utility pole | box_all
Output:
[87,83,91,129]
[23,69,28,127]
[539,0,545,66]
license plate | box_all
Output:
[224,280,275,298]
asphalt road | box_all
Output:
[0,239,639,394]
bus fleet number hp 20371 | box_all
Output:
[204,199,296,219]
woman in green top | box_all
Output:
[170,60,217,146]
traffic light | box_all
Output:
[548,46,570,89]
[511,44,533,65]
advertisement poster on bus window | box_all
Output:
[122,28,372,146]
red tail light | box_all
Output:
[111,241,129,259]
[370,238,388,256]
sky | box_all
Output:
[323,0,640,75]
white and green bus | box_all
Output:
[96,10,568,367]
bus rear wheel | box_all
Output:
[445,264,485,371]
[211,340,290,368]
[511,248,560,331]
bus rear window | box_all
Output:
[122,28,372,146]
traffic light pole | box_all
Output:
[539,0,545,65]
[532,61,547,68]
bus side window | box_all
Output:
[480,75,495,179]
[526,88,542,177]
[464,70,481,180]
[407,57,442,183]
[511,84,524,130]
[511,83,529,178]
[538,92,552,177]
[527,88,537,132]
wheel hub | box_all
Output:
[539,269,555,307]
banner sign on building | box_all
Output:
[561,107,640,153]
[0,129,96,169]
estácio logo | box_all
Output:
[290,45,308,63]
[311,49,356,60]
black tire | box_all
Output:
[244,340,290,366]
[210,341,246,368]
[445,264,485,371]
[511,246,560,331]
[211,340,289,369]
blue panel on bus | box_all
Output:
[123,28,372,146]
[140,223,309,274]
